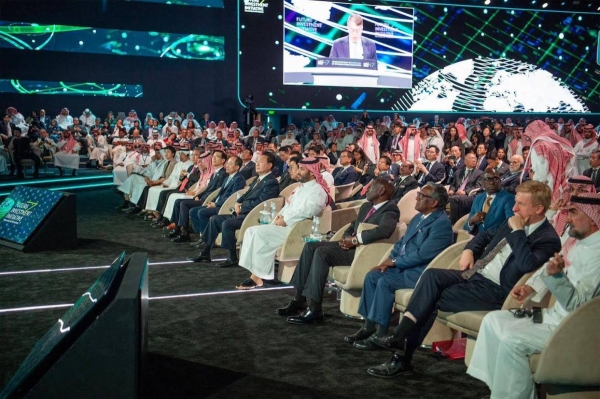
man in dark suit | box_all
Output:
[0,114,16,146]
[167,150,228,239]
[385,124,403,153]
[444,145,465,185]
[329,14,378,68]
[238,148,255,180]
[501,154,527,194]
[583,149,600,191]
[391,161,419,201]
[414,145,445,186]
[365,180,561,378]
[332,150,359,186]
[8,127,40,179]
[279,155,300,192]
[448,152,485,223]
[464,169,515,235]
[486,150,510,176]
[189,152,281,266]
[344,183,453,346]
[280,179,401,324]
[176,156,247,242]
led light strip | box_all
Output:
[0,259,220,276]
[0,286,293,313]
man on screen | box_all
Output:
[329,14,377,66]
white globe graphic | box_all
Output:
[393,58,589,113]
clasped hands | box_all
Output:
[338,236,357,251]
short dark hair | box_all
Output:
[328,142,337,149]
[165,145,176,155]
[380,155,391,166]
[486,150,498,160]
[243,148,253,156]
[313,144,325,154]
[427,145,440,154]
[279,145,291,153]
[426,182,449,209]
[522,146,531,152]
[231,156,243,168]
[213,149,226,159]
[13,127,22,133]
[262,151,276,170]
[290,150,301,157]
[288,155,301,165]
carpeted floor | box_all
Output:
[0,187,490,398]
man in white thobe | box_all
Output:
[236,157,329,290]
[572,124,599,175]
[118,150,167,206]
[143,151,192,214]
[467,193,600,399]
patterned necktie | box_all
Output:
[462,237,508,279]
[482,196,493,213]
[458,169,471,191]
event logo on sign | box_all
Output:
[0,197,16,221]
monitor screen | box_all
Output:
[283,0,414,88]
[0,187,63,245]
[1,252,127,398]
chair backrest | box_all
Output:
[397,188,420,225]
[237,196,285,243]
[217,187,249,216]
[336,199,367,209]
[280,182,300,202]
[330,206,361,233]
[333,182,355,202]
[501,270,537,310]
[202,187,221,206]
[246,176,257,186]
[453,214,470,232]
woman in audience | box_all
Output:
[101,120,111,136]
[443,126,463,155]
[157,112,166,127]
[186,120,201,136]
[496,147,507,163]
[105,111,117,127]
[128,120,142,136]
[482,126,496,150]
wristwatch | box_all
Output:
[390,258,396,264]
[351,237,358,246]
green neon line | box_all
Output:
[457,9,500,59]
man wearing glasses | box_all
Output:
[464,168,515,235]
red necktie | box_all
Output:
[179,166,197,191]
[363,206,376,222]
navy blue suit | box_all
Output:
[358,209,453,327]
[200,173,280,260]
[464,189,515,235]
[402,219,561,361]
[190,173,246,235]
[332,166,358,186]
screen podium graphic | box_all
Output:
[1,252,149,399]
[0,187,76,252]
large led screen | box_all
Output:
[283,1,414,89]
[238,0,600,113]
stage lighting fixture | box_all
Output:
[542,3,548,8]
[484,0,491,4]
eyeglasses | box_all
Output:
[482,177,500,182]
[416,192,434,200]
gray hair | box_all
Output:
[426,182,449,209]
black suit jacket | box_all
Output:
[239,161,255,180]
[392,176,419,200]
[182,164,201,191]
[495,162,510,177]
[278,170,295,191]
[198,168,227,202]
[416,161,445,186]
[500,171,527,194]
[445,158,465,185]
[450,168,484,193]
[342,201,400,244]
[238,173,280,215]
[583,167,600,191]
[0,122,16,137]
[465,219,561,296]
[333,166,359,186]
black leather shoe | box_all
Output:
[164,230,180,239]
[215,259,238,268]
[369,334,405,352]
[366,353,413,378]
[172,235,190,243]
[187,255,211,263]
[276,300,307,316]
[353,335,385,351]
[126,207,141,215]
[344,327,376,344]
[191,237,204,246]
[115,202,129,210]
[286,308,324,325]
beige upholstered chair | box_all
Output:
[452,214,472,243]
[347,183,364,199]
[335,199,367,209]
[216,188,249,216]
[393,238,473,345]
[276,206,333,283]
[331,223,403,317]
[201,188,221,206]
[215,196,285,247]
[330,206,361,233]
[280,182,300,201]
[530,296,600,398]
[397,188,419,226]
[245,176,257,186]
[332,182,355,202]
